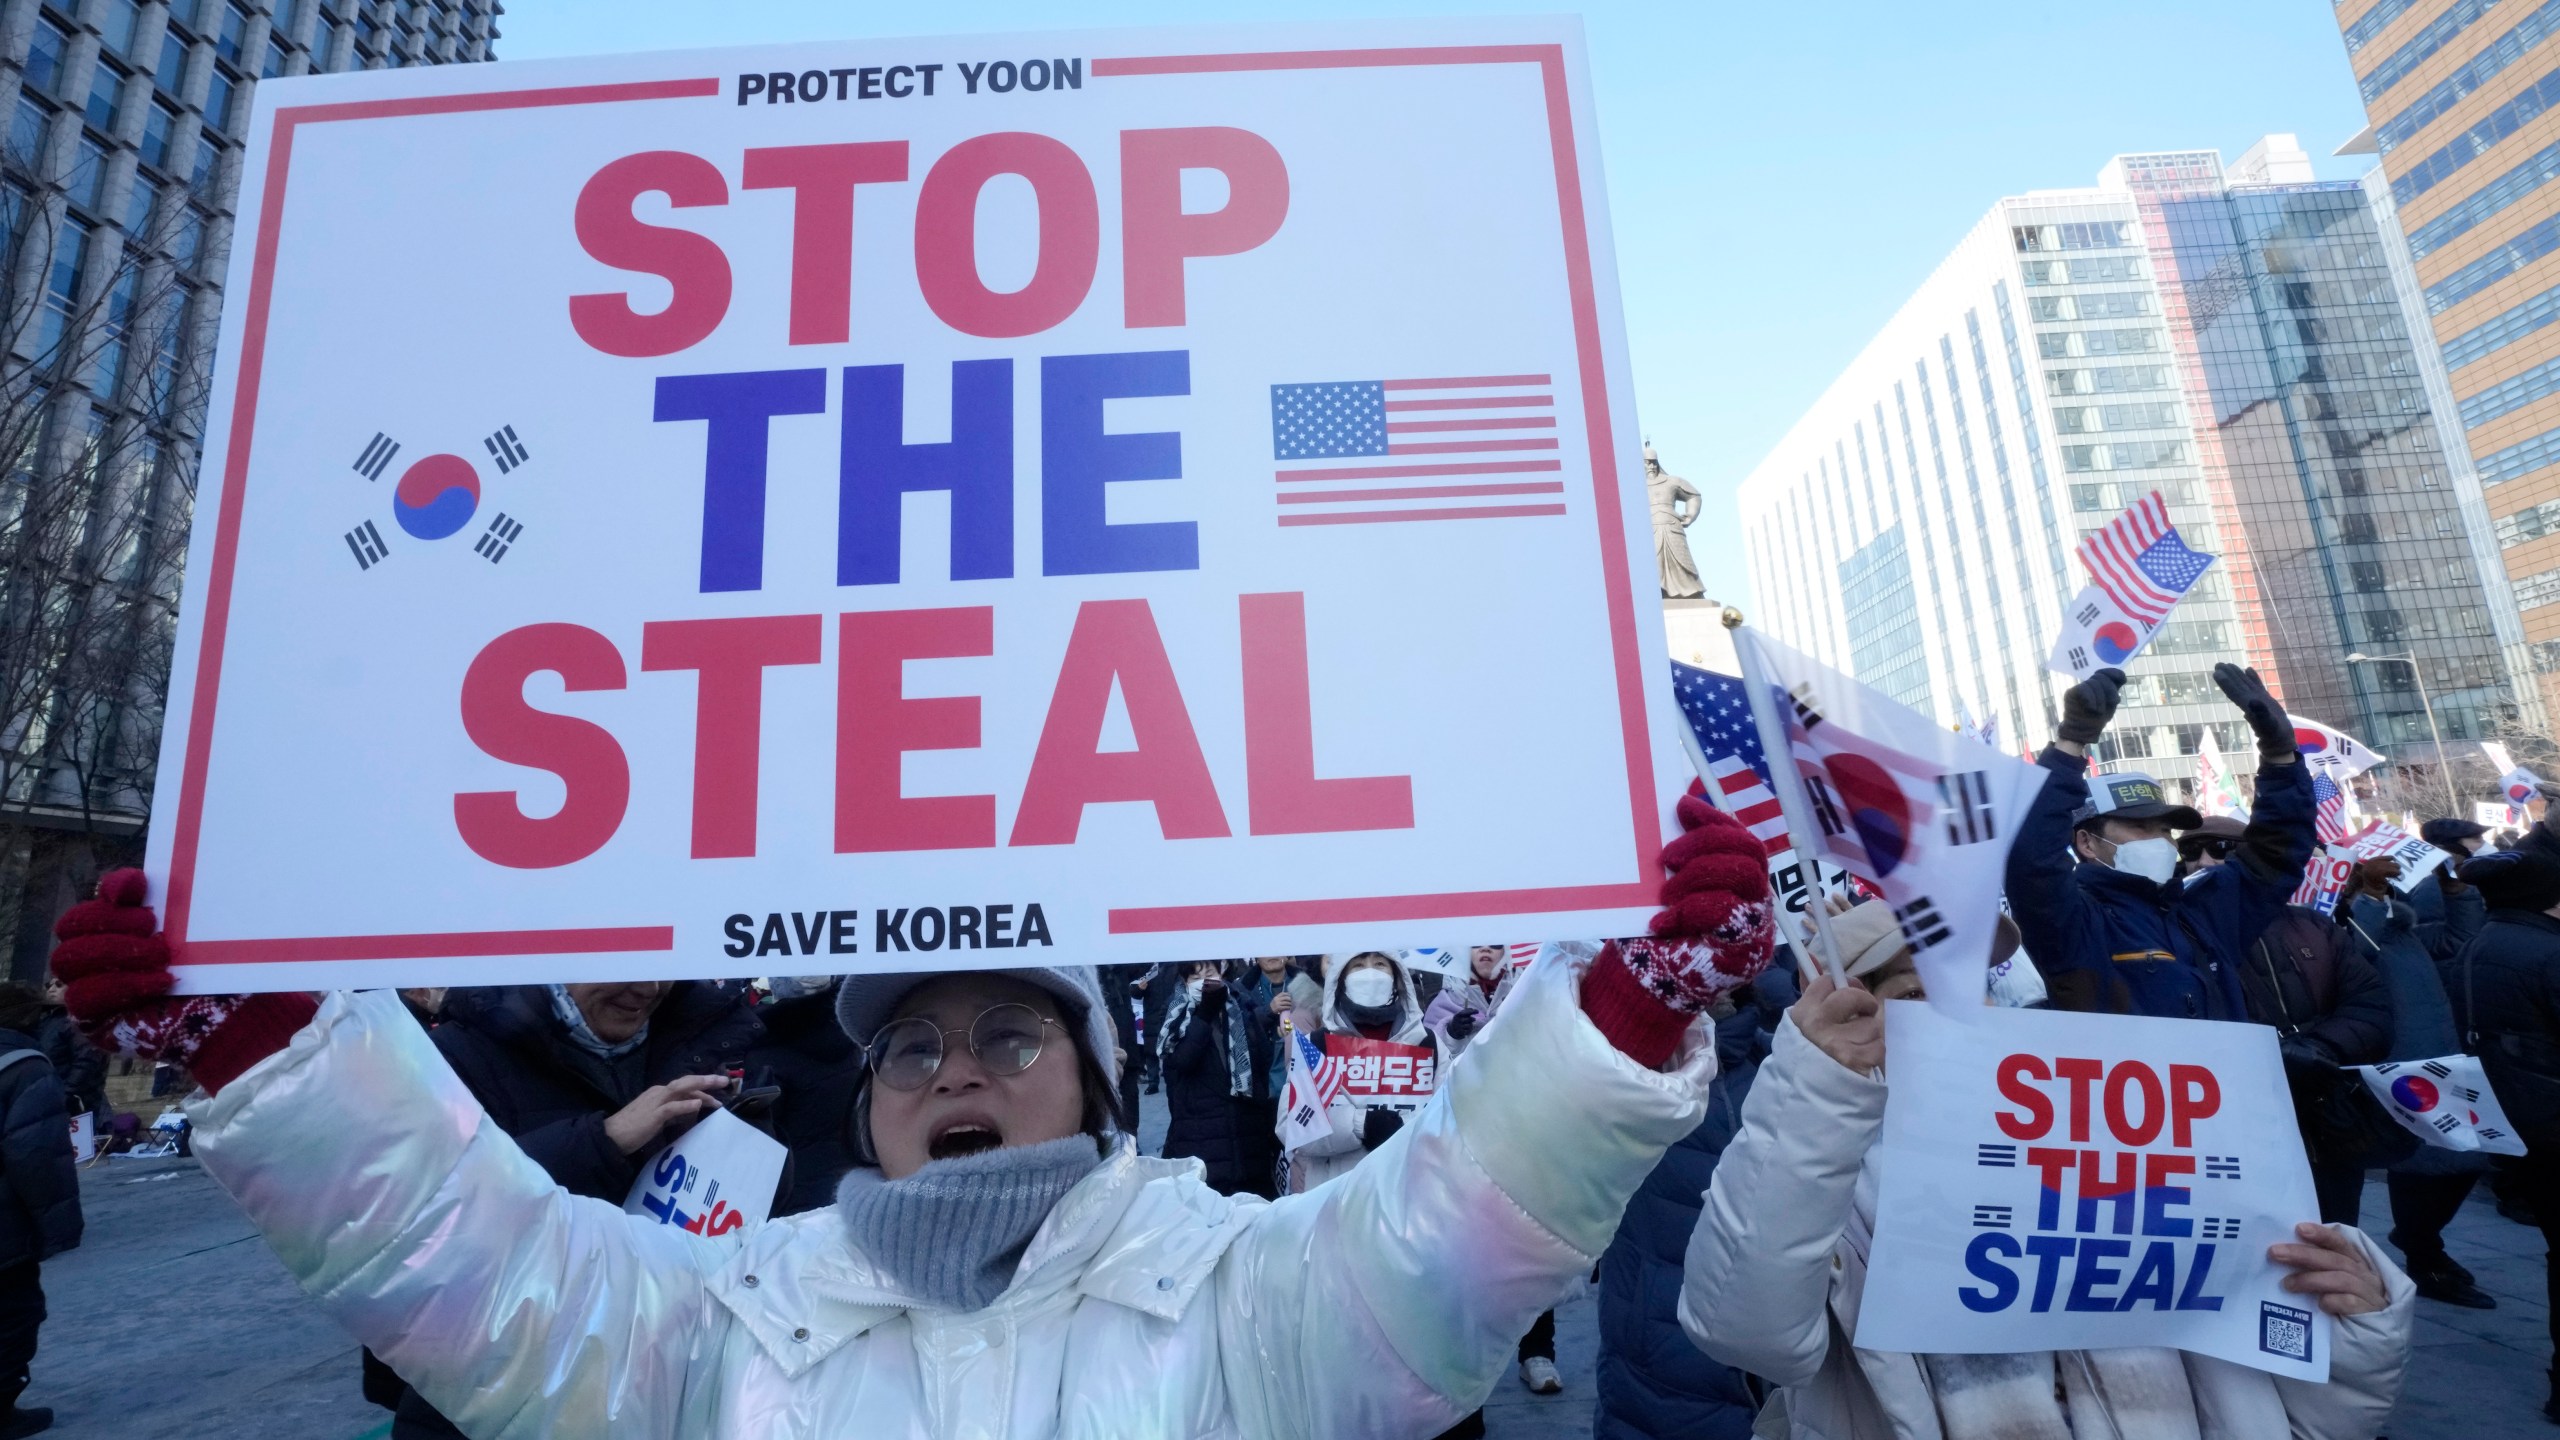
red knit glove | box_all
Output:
[1582,784,1776,1068]
[52,868,314,1095]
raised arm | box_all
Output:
[1678,986,1884,1385]
[1212,796,1774,1438]
[2009,669,2123,1006]
[2194,665,2316,944]
[58,875,730,1440]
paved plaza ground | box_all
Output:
[33,1093,2558,1438]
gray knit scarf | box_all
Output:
[546,984,647,1059]
[835,1136,1105,1312]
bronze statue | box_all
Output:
[1646,442,1704,599]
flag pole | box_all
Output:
[1726,612,1851,987]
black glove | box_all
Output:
[2212,663,2293,762]
[2056,668,2126,745]
[1446,1009,1481,1041]
[1360,1106,1405,1150]
[2278,1035,2336,1087]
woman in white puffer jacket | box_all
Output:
[59,794,1788,1440]
[1677,901,2417,1440]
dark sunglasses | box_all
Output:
[2187,837,2239,859]
[863,1003,1064,1092]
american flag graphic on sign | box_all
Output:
[2076,491,2215,623]
[1269,374,1566,526]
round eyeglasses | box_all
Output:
[863,1003,1064,1091]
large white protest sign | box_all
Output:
[1858,1003,2331,1381]
[148,21,1689,991]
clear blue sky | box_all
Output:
[499,1,2373,612]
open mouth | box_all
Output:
[928,1121,1003,1160]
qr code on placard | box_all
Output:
[2259,1301,2314,1362]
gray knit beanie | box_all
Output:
[836,965,1119,1103]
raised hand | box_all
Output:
[53,868,316,1095]
[2056,668,2126,746]
[2213,662,2295,762]
[1790,974,1883,1074]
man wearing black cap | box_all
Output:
[2006,664,2317,1018]
[2413,818,2492,965]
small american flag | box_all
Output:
[1270,374,1567,526]
[1672,660,1789,859]
[2312,769,2350,844]
[1508,941,1540,969]
[2077,491,2215,623]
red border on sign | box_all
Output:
[163,47,1660,965]
[162,77,716,964]
[1098,44,1661,933]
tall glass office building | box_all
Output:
[2333,0,2560,733]
[1741,137,2533,793]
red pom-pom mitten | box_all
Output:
[1581,786,1777,1069]
[52,868,313,1094]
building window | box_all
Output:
[123,175,154,235]
[2013,222,2132,252]
[68,137,108,211]
[2499,497,2560,547]
[90,267,137,396]
[102,0,147,60]
[140,99,176,169]
[315,14,342,65]
[158,32,191,94]
[2514,570,2560,609]
[204,69,236,133]
[24,20,71,100]
[264,39,289,78]
[174,205,207,273]
[216,3,251,65]
[275,0,303,33]
[85,64,127,134]
[9,97,51,172]
[35,218,94,364]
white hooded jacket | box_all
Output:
[1679,1014,2415,1440]
[187,953,1713,1439]
[1290,953,1435,1192]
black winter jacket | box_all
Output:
[743,988,860,1218]
[34,1006,105,1121]
[1158,984,1277,1196]
[1593,971,1792,1440]
[430,983,767,1202]
[2449,908,2560,1147]
[0,1027,80,1268]
[390,985,764,1440]
[2240,906,2394,1068]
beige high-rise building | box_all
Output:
[2336,0,2560,728]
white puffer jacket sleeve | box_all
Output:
[189,990,729,1440]
[1677,1010,1883,1387]
[1216,951,1717,1436]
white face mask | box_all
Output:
[1342,969,1395,1008]
[2109,836,2181,885]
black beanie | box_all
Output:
[2460,848,2560,914]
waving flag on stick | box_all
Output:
[1732,627,2049,1019]
[2048,491,2217,679]
[2293,717,2382,844]
[1276,1024,1345,1152]
[1671,659,1874,922]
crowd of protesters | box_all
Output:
[17,657,2560,1436]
